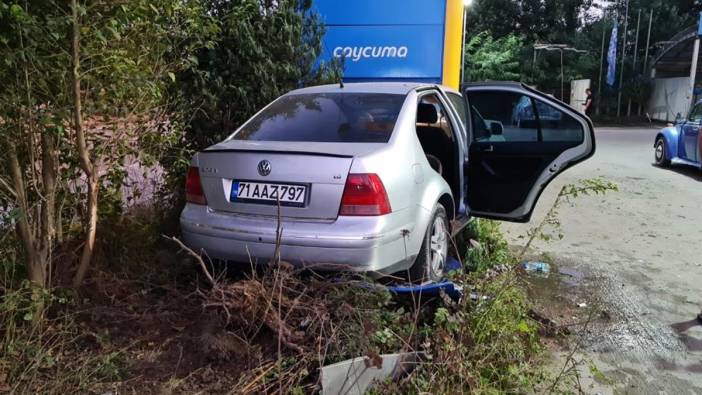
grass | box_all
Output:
[1,211,550,394]
[377,276,545,394]
[0,282,129,393]
[371,219,546,394]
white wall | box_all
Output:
[570,79,591,112]
[647,77,691,122]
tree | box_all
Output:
[465,0,594,41]
[178,0,337,150]
[464,0,520,39]
[463,0,596,91]
[463,32,523,82]
[0,1,67,288]
[0,0,215,289]
[69,0,214,286]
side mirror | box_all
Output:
[489,121,504,136]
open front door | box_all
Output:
[463,83,595,222]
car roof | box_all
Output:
[462,81,524,88]
[287,82,456,96]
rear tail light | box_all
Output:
[186,167,207,205]
[339,173,391,216]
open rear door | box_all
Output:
[463,83,595,222]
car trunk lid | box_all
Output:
[197,142,378,220]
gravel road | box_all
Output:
[502,126,702,394]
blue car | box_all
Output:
[654,101,702,169]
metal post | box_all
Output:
[616,0,629,118]
[533,47,537,65]
[597,20,607,116]
[560,49,564,101]
[628,8,641,116]
[640,8,653,115]
[460,7,467,84]
[642,8,653,71]
[689,37,700,114]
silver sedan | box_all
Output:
[180,82,594,282]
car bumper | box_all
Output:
[179,204,416,274]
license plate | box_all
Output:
[230,181,307,206]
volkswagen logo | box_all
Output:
[257,160,272,176]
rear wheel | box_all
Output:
[408,205,449,283]
[655,138,670,166]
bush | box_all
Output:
[464,219,511,273]
[383,273,544,394]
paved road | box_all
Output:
[502,127,702,394]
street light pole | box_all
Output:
[640,8,653,115]
[628,8,641,117]
[460,7,467,83]
[642,8,653,72]
[616,0,629,118]
[460,0,472,84]
[560,48,564,101]
[533,44,587,103]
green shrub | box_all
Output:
[464,219,511,273]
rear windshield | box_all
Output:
[231,93,405,143]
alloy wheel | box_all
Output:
[655,141,664,162]
[429,216,448,275]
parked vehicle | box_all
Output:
[654,101,702,169]
[180,82,595,282]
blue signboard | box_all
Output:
[313,0,448,83]
[314,0,445,25]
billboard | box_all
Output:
[313,0,463,89]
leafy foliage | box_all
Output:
[464,219,511,273]
[0,0,216,287]
[177,0,340,150]
[464,0,702,110]
[466,0,592,42]
[377,274,543,394]
[463,32,523,82]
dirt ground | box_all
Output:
[502,126,702,394]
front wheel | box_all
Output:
[408,205,449,283]
[655,138,670,167]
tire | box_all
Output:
[408,204,449,283]
[655,137,670,167]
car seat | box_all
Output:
[416,102,452,173]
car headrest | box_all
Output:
[417,103,438,124]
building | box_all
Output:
[647,25,701,121]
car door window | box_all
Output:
[683,105,701,161]
[468,92,539,142]
[466,91,583,144]
[463,86,593,222]
[415,93,460,199]
[416,94,455,140]
[446,92,469,130]
[688,103,702,123]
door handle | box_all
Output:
[483,145,494,152]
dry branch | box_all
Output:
[165,235,215,286]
